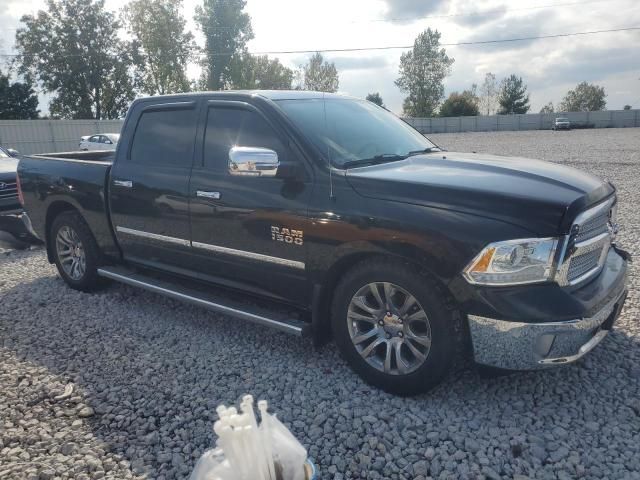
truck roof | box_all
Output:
[132,90,355,104]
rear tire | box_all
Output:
[331,259,458,396]
[50,211,103,292]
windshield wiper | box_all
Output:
[405,147,440,157]
[342,154,406,169]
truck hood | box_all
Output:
[345,152,614,235]
[0,157,18,178]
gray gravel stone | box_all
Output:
[78,406,95,418]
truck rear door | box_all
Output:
[108,99,200,269]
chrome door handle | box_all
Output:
[113,180,133,188]
[196,190,221,200]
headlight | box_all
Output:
[463,238,559,286]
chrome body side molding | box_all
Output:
[115,226,305,269]
[116,226,190,247]
[191,241,305,269]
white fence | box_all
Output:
[0,119,125,155]
[404,109,640,134]
[1,109,639,155]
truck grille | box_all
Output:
[0,182,18,200]
[567,248,603,281]
[575,210,609,243]
[556,197,614,286]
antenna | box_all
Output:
[322,92,335,200]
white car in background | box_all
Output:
[79,133,120,151]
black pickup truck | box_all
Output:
[17,91,629,395]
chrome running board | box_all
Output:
[97,266,308,336]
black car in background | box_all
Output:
[0,146,39,245]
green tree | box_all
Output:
[395,29,454,117]
[301,53,339,92]
[540,102,554,114]
[15,0,135,119]
[559,82,606,112]
[497,74,530,114]
[439,90,479,116]
[366,92,384,107]
[478,72,498,115]
[0,71,39,119]
[229,54,293,89]
[123,0,194,95]
[195,0,253,90]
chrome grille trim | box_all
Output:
[555,197,615,287]
[0,182,18,199]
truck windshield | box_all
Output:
[275,98,436,168]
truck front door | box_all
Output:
[109,100,199,269]
[187,100,312,304]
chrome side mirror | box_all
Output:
[7,148,19,157]
[228,146,279,177]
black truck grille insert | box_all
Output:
[575,210,609,243]
[567,248,602,282]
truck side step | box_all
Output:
[97,266,309,336]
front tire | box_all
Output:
[50,211,103,292]
[331,259,458,395]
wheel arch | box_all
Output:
[311,248,457,346]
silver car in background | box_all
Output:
[552,117,571,130]
[79,133,120,151]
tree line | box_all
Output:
[1,0,340,119]
[0,0,622,120]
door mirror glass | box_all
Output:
[228,146,279,177]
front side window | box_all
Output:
[89,135,99,143]
[0,149,8,158]
[275,98,435,168]
[203,106,286,170]
[130,107,197,166]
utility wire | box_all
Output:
[247,27,640,56]
[1,26,639,58]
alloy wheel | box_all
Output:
[347,282,432,375]
[55,225,86,281]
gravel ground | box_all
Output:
[1,128,639,480]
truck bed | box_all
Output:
[33,150,115,162]
[18,154,119,257]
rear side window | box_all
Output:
[130,107,197,166]
[204,107,286,170]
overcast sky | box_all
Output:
[1,0,639,115]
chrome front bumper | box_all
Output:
[467,289,627,370]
